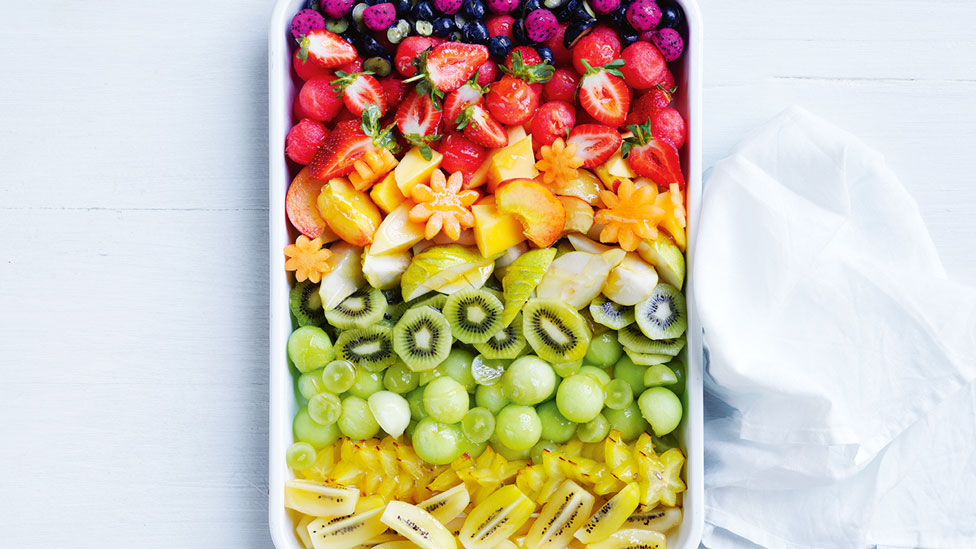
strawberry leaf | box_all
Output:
[296,37,310,63]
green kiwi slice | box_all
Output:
[382,288,409,323]
[617,324,686,356]
[289,280,326,327]
[442,288,505,344]
[624,348,673,366]
[635,284,687,340]
[522,298,591,364]
[410,293,447,312]
[325,287,388,330]
[393,306,453,371]
[588,295,636,330]
[334,325,397,372]
[473,313,527,359]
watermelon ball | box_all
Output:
[286,119,329,165]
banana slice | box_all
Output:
[584,528,667,549]
[418,483,471,524]
[460,485,536,549]
[536,250,626,309]
[380,500,457,549]
[284,480,359,517]
[524,480,595,549]
[573,482,641,545]
[307,506,385,549]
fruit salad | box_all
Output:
[281,0,690,546]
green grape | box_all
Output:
[412,417,464,465]
[308,391,342,425]
[530,440,560,464]
[460,435,489,458]
[603,401,649,442]
[404,420,418,439]
[613,355,647,395]
[502,355,557,406]
[461,407,496,443]
[348,368,384,399]
[577,413,610,443]
[406,387,428,421]
[637,387,683,436]
[536,400,577,443]
[286,441,318,471]
[584,332,623,368]
[471,355,507,386]
[551,360,582,377]
[337,396,381,440]
[384,362,420,393]
[652,433,680,452]
[441,348,477,391]
[322,360,357,394]
[423,376,470,424]
[643,364,678,387]
[494,404,542,451]
[578,366,612,387]
[556,374,605,423]
[475,384,510,415]
[668,361,686,396]
[604,379,633,410]
[293,406,342,449]
[419,365,446,386]
[298,369,328,401]
[489,432,533,461]
[288,326,336,373]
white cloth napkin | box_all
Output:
[694,107,976,548]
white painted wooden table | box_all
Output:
[1,1,973,547]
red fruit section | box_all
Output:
[652,106,687,149]
[299,77,344,122]
[531,101,577,147]
[543,68,579,103]
[476,60,499,87]
[620,41,667,90]
[543,23,573,66]
[286,168,329,238]
[286,119,329,165]
[439,134,488,186]
[486,15,515,39]
[395,36,438,77]
[572,26,621,75]
[379,75,407,108]
[486,75,539,126]
[293,50,332,81]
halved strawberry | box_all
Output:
[442,79,485,129]
[395,91,443,159]
[577,59,632,128]
[331,71,387,117]
[622,120,684,189]
[298,29,357,69]
[457,104,507,149]
[309,106,399,180]
[405,42,489,99]
[567,124,622,169]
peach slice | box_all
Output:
[316,178,382,247]
[555,168,603,206]
[286,167,331,239]
[495,179,566,248]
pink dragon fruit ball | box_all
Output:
[525,9,558,43]
[652,27,683,61]
[487,0,519,15]
[626,0,662,33]
[590,0,621,16]
[322,0,355,19]
[363,2,397,31]
[291,9,326,40]
[434,0,463,15]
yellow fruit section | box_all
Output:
[394,146,443,196]
[489,136,538,187]
[349,148,399,191]
[594,162,632,192]
[369,171,406,214]
[317,178,383,247]
[605,150,637,178]
[472,201,526,257]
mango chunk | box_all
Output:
[394,146,443,196]
[370,171,406,214]
[472,203,526,258]
[488,136,538,190]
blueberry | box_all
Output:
[364,0,383,5]
[556,0,581,22]
[462,0,486,20]
[536,46,554,64]
[303,0,321,11]
[562,17,594,49]
[619,31,638,47]
[522,0,543,14]
[608,4,628,29]
[360,34,387,57]
[512,16,534,44]
[488,35,514,58]
[657,1,683,30]
[412,1,435,21]
[392,0,412,16]
[571,0,594,21]
[462,20,491,44]
[432,16,457,37]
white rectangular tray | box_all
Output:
[268,0,704,545]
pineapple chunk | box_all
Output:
[605,150,637,178]
[489,136,538,187]
[370,171,406,214]
[507,125,528,143]
[394,146,443,196]
[466,155,493,189]
[472,202,526,258]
